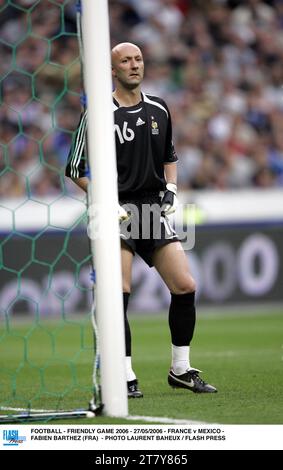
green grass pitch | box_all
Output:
[0,308,282,424]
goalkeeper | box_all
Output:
[65,42,217,397]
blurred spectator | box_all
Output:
[1,0,283,199]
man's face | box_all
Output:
[112,45,144,89]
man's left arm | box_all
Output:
[164,162,177,186]
[161,99,179,215]
[161,162,178,215]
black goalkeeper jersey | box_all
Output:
[65,92,178,198]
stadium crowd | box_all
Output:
[1,0,283,198]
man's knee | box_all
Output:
[171,276,196,295]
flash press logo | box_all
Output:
[3,429,26,446]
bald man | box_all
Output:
[66,43,217,398]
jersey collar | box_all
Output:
[112,93,144,110]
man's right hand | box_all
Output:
[118,204,130,222]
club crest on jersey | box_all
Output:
[151,120,159,135]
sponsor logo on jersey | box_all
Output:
[136,117,145,126]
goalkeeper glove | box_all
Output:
[161,183,178,215]
[118,204,130,222]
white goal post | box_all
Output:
[81,0,128,417]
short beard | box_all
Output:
[118,75,143,90]
[123,82,141,90]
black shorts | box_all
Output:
[119,194,179,267]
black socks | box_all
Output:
[169,292,196,346]
[123,292,131,356]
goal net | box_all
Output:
[0,0,101,422]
